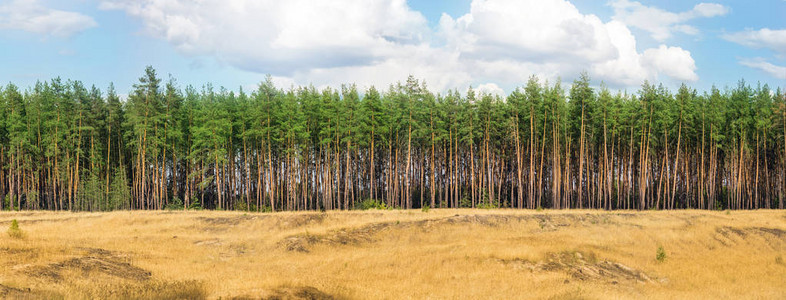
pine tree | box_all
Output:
[108,165,131,210]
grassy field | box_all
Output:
[1,209,785,299]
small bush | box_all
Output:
[656,246,667,263]
[234,199,249,211]
[536,206,543,212]
[477,202,498,209]
[8,219,23,239]
[421,205,430,213]
[476,197,498,209]
[459,196,472,208]
[187,198,202,210]
[357,199,387,210]
[165,197,184,210]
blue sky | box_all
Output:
[0,0,784,96]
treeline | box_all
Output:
[0,67,784,211]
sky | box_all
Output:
[0,0,784,97]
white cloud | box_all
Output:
[476,83,505,97]
[102,0,701,93]
[0,0,96,38]
[284,45,470,93]
[724,28,786,80]
[723,28,786,55]
[442,0,618,63]
[100,0,428,75]
[641,45,698,82]
[690,3,729,18]
[740,58,786,80]
[610,0,728,41]
[591,20,649,86]
[439,0,698,86]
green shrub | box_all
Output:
[3,195,11,211]
[714,198,725,211]
[421,205,430,213]
[459,196,472,208]
[656,246,667,263]
[8,219,23,239]
[187,198,202,210]
[234,199,248,211]
[477,202,497,209]
[357,199,387,210]
[476,196,498,209]
[165,197,184,210]
[258,205,272,213]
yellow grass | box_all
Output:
[1,209,785,299]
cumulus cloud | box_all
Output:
[740,58,786,80]
[610,0,728,41]
[641,45,698,82]
[439,0,698,86]
[723,28,786,55]
[0,0,96,38]
[441,0,618,63]
[99,0,428,75]
[691,3,729,17]
[475,83,505,97]
[284,45,470,93]
[102,0,700,93]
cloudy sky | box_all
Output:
[0,0,784,96]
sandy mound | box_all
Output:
[25,248,150,283]
[501,251,656,284]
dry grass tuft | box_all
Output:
[0,283,36,299]
[77,280,207,299]
[0,283,62,299]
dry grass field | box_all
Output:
[1,209,785,299]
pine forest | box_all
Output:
[1,66,785,212]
